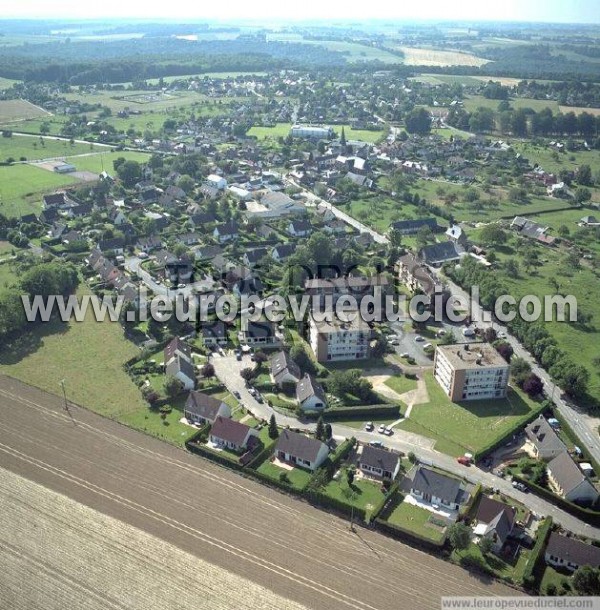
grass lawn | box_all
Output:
[0,99,50,123]
[452,542,523,581]
[0,135,97,162]
[256,459,312,490]
[539,565,573,594]
[324,473,385,520]
[247,122,385,144]
[0,285,146,418]
[463,95,560,114]
[384,374,418,396]
[0,163,78,217]
[396,371,544,456]
[63,150,150,174]
[385,496,447,543]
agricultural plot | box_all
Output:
[398,47,489,67]
[463,95,560,113]
[0,77,19,90]
[0,99,51,123]
[0,134,98,162]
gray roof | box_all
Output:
[546,532,600,568]
[419,241,463,265]
[295,374,326,405]
[525,416,565,456]
[270,351,301,384]
[548,451,592,496]
[359,445,400,474]
[166,355,195,381]
[412,466,464,505]
[164,337,192,363]
[185,391,226,420]
[476,496,516,542]
[275,430,327,463]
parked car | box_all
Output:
[415,335,424,342]
[235,352,242,361]
[369,440,384,448]
[233,390,241,399]
[177,283,186,289]
[255,394,264,404]
[384,426,393,436]
[457,456,471,466]
[378,424,386,434]
[422,342,433,349]
[248,387,257,396]
[365,421,374,432]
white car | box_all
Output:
[415,335,424,342]
[384,426,393,436]
[378,424,386,434]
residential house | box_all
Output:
[184,391,231,425]
[136,236,163,252]
[419,241,464,266]
[545,532,600,572]
[473,496,516,552]
[239,320,277,346]
[547,451,599,505]
[511,217,556,246]
[200,321,229,347]
[296,374,327,410]
[445,225,468,247]
[525,416,566,461]
[243,247,269,268]
[164,337,192,365]
[209,417,259,453]
[165,355,196,391]
[213,221,239,243]
[390,218,439,236]
[358,445,400,482]
[205,174,227,190]
[271,244,295,262]
[288,218,312,238]
[275,430,329,471]
[410,466,468,511]
[270,351,302,388]
[98,237,126,255]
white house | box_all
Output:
[206,174,227,190]
[296,374,327,410]
[275,430,329,472]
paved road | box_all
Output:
[210,354,600,538]
[0,376,517,610]
[124,255,216,299]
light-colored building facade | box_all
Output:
[308,313,371,362]
[434,343,509,402]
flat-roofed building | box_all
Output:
[308,313,371,363]
[434,343,509,402]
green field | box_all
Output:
[248,122,385,144]
[0,163,78,217]
[0,77,19,91]
[256,459,312,490]
[396,371,544,456]
[384,374,418,396]
[464,95,561,113]
[0,135,101,162]
[323,472,385,519]
[0,284,147,418]
[62,150,150,174]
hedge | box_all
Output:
[311,405,400,421]
[305,487,367,522]
[460,483,482,519]
[369,481,399,523]
[185,440,244,472]
[519,516,552,590]
[244,440,277,470]
[512,474,600,526]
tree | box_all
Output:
[290,344,317,375]
[479,225,507,247]
[578,164,592,186]
[523,374,544,397]
[316,416,326,442]
[201,363,215,378]
[448,522,471,551]
[240,367,255,382]
[268,414,279,439]
[408,451,416,464]
[573,566,600,596]
[346,468,355,486]
[178,174,195,194]
[405,108,432,136]
[325,423,332,440]
[114,159,142,188]
[575,187,592,204]
[164,375,184,398]
[510,357,532,387]
[495,341,514,363]
[254,351,268,368]
[479,536,494,556]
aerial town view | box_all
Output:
[1,1,600,609]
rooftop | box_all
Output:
[436,343,508,370]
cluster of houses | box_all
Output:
[525,416,599,506]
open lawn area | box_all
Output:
[248,122,385,144]
[0,284,146,418]
[0,99,50,123]
[323,473,385,520]
[396,371,544,456]
[385,496,447,543]
[463,95,560,114]
[452,542,530,582]
[0,163,78,217]
[0,135,100,162]
[384,374,418,396]
[255,458,313,490]
[398,47,489,67]
[540,565,573,594]
[62,150,150,174]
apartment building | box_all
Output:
[433,343,509,401]
[308,313,372,362]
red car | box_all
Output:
[457,456,471,466]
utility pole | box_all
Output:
[59,379,68,411]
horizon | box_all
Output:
[0,0,599,25]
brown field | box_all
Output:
[0,99,51,123]
[399,46,489,67]
[474,76,524,86]
[559,105,600,116]
[0,467,308,610]
[0,375,518,610]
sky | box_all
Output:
[0,0,598,23]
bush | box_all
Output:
[519,517,552,590]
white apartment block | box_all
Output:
[308,314,371,362]
[434,343,509,401]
